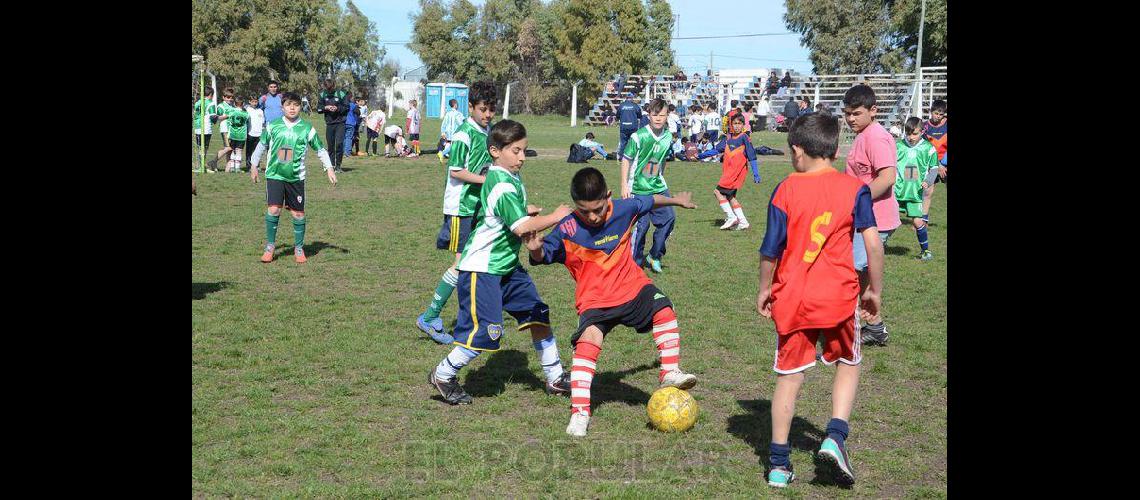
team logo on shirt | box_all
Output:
[487,323,504,341]
[560,219,578,237]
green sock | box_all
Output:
[265,213,280,246]
[292,217,306,249]
[424,269,458,321]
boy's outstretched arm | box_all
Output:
[512,205,573,236]
[652,191,698,209]
[859,226,884,322]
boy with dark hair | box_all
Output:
[428,119,573,405]
[526,167,699,436]
[437,98,465,164]
[621,97,676,273]
[245,95,265,171]
[698,113,761,230]
[577,132,608,160]
[617,93,641,163]
[921,100,948,222]
[207,88,249,173]
[841,84,898,347]
[896,117,940,261]
[248,92,338,263]
[317,79,349,172]
[757,113,883,488]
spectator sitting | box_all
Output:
[578,132,608,159]
[602,107,616,126]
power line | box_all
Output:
[676,54,809,63]
[673,31,796,40]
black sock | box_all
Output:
[826,418,849,446]
[769,442,791,467]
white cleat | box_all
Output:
[734,221,751,230]
[720,217,739,230]
[660,370,698,390]
[566,412,590,437]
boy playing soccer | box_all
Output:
[428,119,573,405]
[525,167,699,437]
[416,81,497,344]
[208,88,249,173]
[697,113,761,230]
[621,97,676,273]
[757,114,883,488]
[895,117,940,261]
[841,84,898,347]
[248,92,339,263]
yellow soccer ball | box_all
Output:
[646,386,698,432]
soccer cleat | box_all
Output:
[437,151,445,164]
[734,220,751,230]
[294,246,307,263]
[545,371,571,395]
[818,437,856,485]
[767,465,795,488]
[260,245,275,263]
[647,256,663,274]
[860,325,889,346]
[416,314,454,344]
[917,249,933,261]
[429,369,473,405]
[566,411,590,437]
[719,217,739,230]
[659,370,698,390]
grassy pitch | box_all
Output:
[192,113,947,497]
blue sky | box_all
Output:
[351,0,814,76]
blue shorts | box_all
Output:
[452,267,551,351]
[436,215,474,253]
[853,229,895,272]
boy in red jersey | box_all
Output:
[756,114,883,488]
[524,167,698,437]
[696,113,761,230]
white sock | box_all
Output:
[435,346,480,380]
[720,201,736,220]
[532,334,564,382]
[733,205,748,224]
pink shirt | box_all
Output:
[845,121,901,231]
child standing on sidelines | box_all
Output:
[244,96,265,171]
[525,167,699,436]
[704,101,721,143]
[841,84,899,347]
[437,98,465,164]
[697,113,761,230]
[687,104,705,143]
[895,117,940,261]
[757,114,883,488]
[406,99,422,156]
[621,97,675,274]
[248,92,339,263]
[428,119,573,405]
[416,82,498,343]
[364,106,385,156]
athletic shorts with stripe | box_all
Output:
[435,215,474,253]
[452,267,551,351]
[570,284,673,346]
[774,313,861,374]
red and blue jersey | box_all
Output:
[759,169,876,333]
[698,131,759,189]
[922,119,947,161]
[531,196,655,314]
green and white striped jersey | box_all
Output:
[218,102,249,141]
[259,117,326,183]
[622,126,673,195]
[457,165,531,275]
[447,118,493,216]
[193,98,216,134]
[894,138,939,204]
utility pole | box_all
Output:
[914,0,927,117]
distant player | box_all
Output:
[248,92,339,263]
[921,99,948,222]
[427,119,573,405]
[621,97,676,273]
[697,113,761,230]
[193,87,217,171]
[437,98,465,164]
[757,114,883,488]
[895,117,940,261]
[207,88,248,173]
[526,167,699,437]
[406,99,422,156]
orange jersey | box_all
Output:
[759,169,876,333]
[701,132,758,190]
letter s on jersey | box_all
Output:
[802,212,832,263]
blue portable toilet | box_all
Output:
[425,83,469,118]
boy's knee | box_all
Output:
[913,218,925,229]
[290,210,305,220]
[267,206,282,216]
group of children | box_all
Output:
[200,77,944,489]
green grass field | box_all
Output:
[192,113,947,497]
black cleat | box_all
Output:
[429,369,473,405]
[544,371,571,395]
[860,325,889,346]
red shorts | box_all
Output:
[773,314,861,374]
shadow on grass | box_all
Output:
[884,245,910,256]
[192,281,231,300]
[273,241,350,258]
[726,398,850,488]
[463,349,546,397]
[591,362,656,415]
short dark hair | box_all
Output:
[842,84,877,110]
[222,87,235,98]
[731,99,739,108]
[570,167,608,202]
[449,98,458,108]
[930,99,947,114]
[787,114,839,160]
[281,92,303,106]
[730,113,745,124]
[585,132,595,140]
[904,116,923,136]
[647,97,668,114]
[743,102,753,111]
[489,119,526,150]
[469,81,498,108]
[204,87,214,96]
[268,79,279,86]
[668,104,676,111]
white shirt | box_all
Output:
[383,125,402,138]
[704,111,720,131]
[366,110,386,131]
[667,112,681,134]
[757,100,771,116]
[244,105,264,137]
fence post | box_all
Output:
[571,81,579,127]
[503,82,512,120]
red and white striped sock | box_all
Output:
[570,340,601,416]
[731,200,747,224]
[652,307,681,382]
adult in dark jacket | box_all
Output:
[317,79,349,172]
[616,93,641,158]
[782,97,800,125]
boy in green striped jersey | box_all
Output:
[249,92,338,264]
[428,119,573,405]
[620,98,676,273]
[207,88,249,173]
